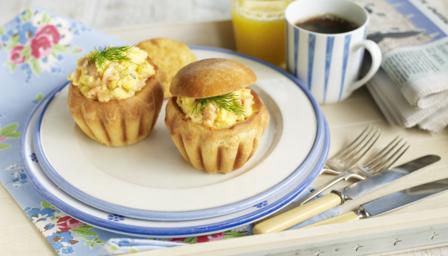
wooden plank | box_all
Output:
[133,208,448,256]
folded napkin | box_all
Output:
[381,38,448,110]
[419,105,448,132]
[366,70,448,131]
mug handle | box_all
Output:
[349,40,382,92]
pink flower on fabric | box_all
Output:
[170,237,186,243]
[207,232,225,241]
[197,232,225,243]
[35,25,60,44]
[30,25,60,58]
[10,45,25,64]
[30,36,51,58]
[56,216,82,232]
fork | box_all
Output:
[253,137,409,234]
[322,125,380,176]
[301,136,409,204]
[298,125,380,204]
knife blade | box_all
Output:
[310,177,448,227]
[340,154,441,201]
[252,155,440,234]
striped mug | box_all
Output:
[285,0,382,104]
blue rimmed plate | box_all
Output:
[23,92,330,237]
[32,47,328,221]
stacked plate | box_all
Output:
[21,46,330,238]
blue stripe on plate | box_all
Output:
[339,34,351,100]
[307,34,316,90]
[323,37,335,103]
[293,27,299,76]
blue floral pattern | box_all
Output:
[0,9,83,81]
[253,200,268,209]
[26,201,104,255]
[11,168,27,187]
[30,152,38,163]
[107,214,125,222]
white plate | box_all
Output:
[33,47,326,221]
[23,95,329,237]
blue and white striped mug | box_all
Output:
[285,0,382,104]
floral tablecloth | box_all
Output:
[0,9,246,255]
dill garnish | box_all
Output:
[88,46,131,69]
[193,93,245,115]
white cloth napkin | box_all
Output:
[384,52,448,110]
[378,37,448,110]
[419,105,448,132]
[366,69,448,132]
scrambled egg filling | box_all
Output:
[68,46,155,102]
[177,89,255,129]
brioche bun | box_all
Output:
[170,58,256,98]
[137,38,196,98]
[165,58,269,173]
[165,91,269,173]
[68,76,163,147]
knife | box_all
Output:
[252,155,440,234]
[309,177,448,227]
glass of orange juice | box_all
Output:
[232,0,292,66]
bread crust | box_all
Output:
[165,90,269,173]
[137,38,196,98]
[68,76,164,146]
[170,58,257,98]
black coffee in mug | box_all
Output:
[295,14,358,34]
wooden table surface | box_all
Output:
[1,2,448,255]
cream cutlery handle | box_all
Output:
[308,211,360,227]
[252,193,342,234]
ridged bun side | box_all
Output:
[68,76,164,147]
[170,58,257,98]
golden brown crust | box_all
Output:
[68,76,164,147]
[170,58,257,98]
[137,38,196,98]
[165,90,269,173]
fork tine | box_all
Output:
[365,137,408,173]
[343,129,380,168]
[371,143,409,174]
[338,127,378,161]
[332,126,372,159]
[363,136,401,167]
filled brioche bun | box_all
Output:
[165,58,269,173]
[165,91,268,173]
[68,76,163,147]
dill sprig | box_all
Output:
[193,93,245,115]
[88,46,131,69]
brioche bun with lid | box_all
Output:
[170,58,256,98]
[165,58,269,173]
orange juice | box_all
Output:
[232,0,292,66]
